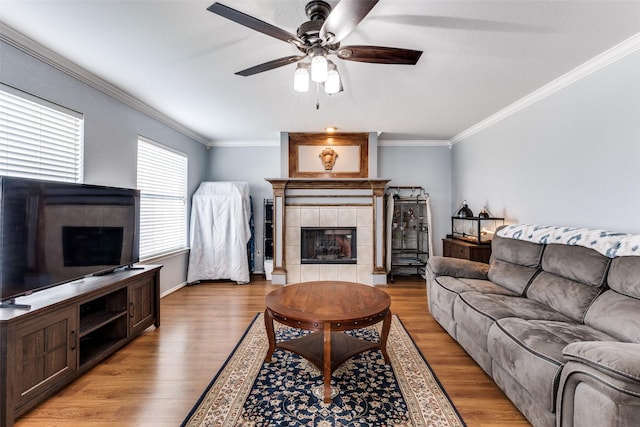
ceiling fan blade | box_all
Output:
[207,3,302,46]
[320,0,379,44]
[235,55,305,77]
[337,45,423,65]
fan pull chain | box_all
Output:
[316,83,320,110]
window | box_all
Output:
[137,137,188,259]
[0,84,83,182]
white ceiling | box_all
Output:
[1,1,639,143]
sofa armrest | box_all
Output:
[427,256,489,280]
[563,341,640,383]
[557,341,640,427]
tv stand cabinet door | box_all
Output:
[12,306,78,416]
[128,276,158,336]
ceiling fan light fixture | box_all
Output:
[324,62,340,94]
[293,63,310,92]
[309,46,328,83]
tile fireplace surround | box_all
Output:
[266,179,390,285]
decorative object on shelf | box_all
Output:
[478,205,493,218]
[451,215,505,245]
[319,146,338,170]
[456,199,474,217]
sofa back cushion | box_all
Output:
[584,256,640,343]
[584,291,640,343]
[488,233,544,295]
[607,256,640,298]
[526,244,610,322]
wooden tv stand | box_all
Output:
[0,265,161,427]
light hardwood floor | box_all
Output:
[15,276,530,426]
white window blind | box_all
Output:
[137,137,188,260]
[0,84,83,182]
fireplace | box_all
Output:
[301,227,357,264]
[266,178,390,285]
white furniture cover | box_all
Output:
[187,182,251,284]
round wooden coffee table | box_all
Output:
[264,281,391,403]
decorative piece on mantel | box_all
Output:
[289,132,368,178]
[319,146,338,170]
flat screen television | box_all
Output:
[0,176,140,307]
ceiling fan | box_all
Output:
[207,0,423,94]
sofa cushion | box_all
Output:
[491,232,545,267]
[584,290,640,343]
[607,256,640,298]
[428,256,489,279]
[488,318,617,412]
[434,276,518,296]
[454,292,572,352]
[488,234,544,295]
[527,272,604,323]
[526,244,609,322]
[541,244,610,287]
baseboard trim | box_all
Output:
[161,282,187,298]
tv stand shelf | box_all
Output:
[0,265,161,427]
[79,310,127,337]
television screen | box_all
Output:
[0,176,140,304]
[63,226,125,266]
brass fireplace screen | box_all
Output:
[300,227,357,264]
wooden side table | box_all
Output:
[264,281,391,403]
[442,237,492,263]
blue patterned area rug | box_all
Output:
[182,313,465,427]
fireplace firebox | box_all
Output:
[300,227,357,264]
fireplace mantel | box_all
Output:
[266,178,391,286]
[267,178,390,191]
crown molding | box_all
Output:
[0,23,209,145]
[377,139,449,147]
[207,140,280,147]
[450,32,640,145]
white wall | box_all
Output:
[451,50,640,234]
[1,41,210,294]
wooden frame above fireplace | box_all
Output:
[288,132,369,179]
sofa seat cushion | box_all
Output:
[488,318,618,412]
[435,276,519,296]
[454,292,572,352]
[429,276,519,339]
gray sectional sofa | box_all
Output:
[426,224,640,427]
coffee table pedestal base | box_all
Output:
[263,281,392,404]
[264,310,391,403]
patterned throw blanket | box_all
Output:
[497,224,640,258]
